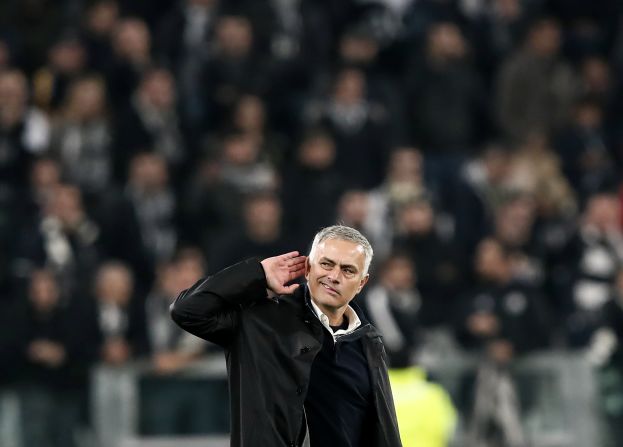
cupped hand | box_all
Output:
[261,251,307,295]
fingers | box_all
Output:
[288,256,307,270]
[288,269,306,283]
[280,251,300,260]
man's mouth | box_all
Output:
[320,282,339,295]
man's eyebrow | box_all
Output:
[319,256,358,271]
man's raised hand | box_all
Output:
[261,251,307,295]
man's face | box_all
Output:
[305,239,369,315]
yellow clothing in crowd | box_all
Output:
[389,367,457,447]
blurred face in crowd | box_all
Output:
[387,148,423,184]
[494,196,536,247]
[140,69,176,110]
[29,270,61,313]
[95,263,134,306]
[399,200,435,235]
[65,77,107,121]
[234,95,266,132]
[176,249,206,290]
[31,158,61,191]
[244,195,281,241]
[338,190,369,227]
[339,33,379,66]
[216,16,253,57]
[527,19,561,58]
[333,68,366,105]
[222,134,260,165]
[475,238,509,282]
[582,56,611,95]
[49,38,86,74]
[298,133,336,170]
[129,153,169,192]
[381,255,416,291]
[306,238,369,318]
[494,0,521,19]
[573,101,602,129]
[47,185,85,229]
[482,145,511,185]
[0,70,28,124]
[427,22,467,62]
[113,18,150,61]
[87,1,119,36]
[583,193,621,232]
[157,262,180,299]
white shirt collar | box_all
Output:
[309,295,361,342]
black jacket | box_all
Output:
[170,258,402,447]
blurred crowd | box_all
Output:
[1,0,623,445]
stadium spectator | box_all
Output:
[208,192,291,272]
[282,129,344,249]
[9,269,99,447]
[141,249,219,435]
[93,261,148,366]
[106,17,153,109]
[359,253,422,366]
[406,21,489,161]
[81,0,119,73]
[32,33,87,113]
[114,67,186,182]
[51,75,113,198]
[393,197,464,326]
[125,152,179,263]
[0,69,50,196]
[11,184,102,300]
[495,17,579,143]
[366,146,429,257]
[305,67,390,189]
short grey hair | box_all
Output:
[308,225,373,275]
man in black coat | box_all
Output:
[171,225,402,447]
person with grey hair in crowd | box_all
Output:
[170,224,402,447]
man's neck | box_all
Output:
[310,297,346,326]
[329,315,349,332]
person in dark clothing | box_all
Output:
[456,237,550,447]
[8,269,100,447]
[359,253,422,367]
[113,67,187,183]
[305,67,391,190]
[207,191,291,273]
[171,225,402,447]
[11,184,102,302]
[92,261,149,366]
[456,237,550,355]
[282,130,345,250]
[392,197,464,327]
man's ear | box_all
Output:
[357,274,369,293]
[304,257,311,280]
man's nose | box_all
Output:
[327,266,340,282]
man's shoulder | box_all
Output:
[275,285,308,312]
[243,285,307,315]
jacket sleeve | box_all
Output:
[170,258,268,347]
